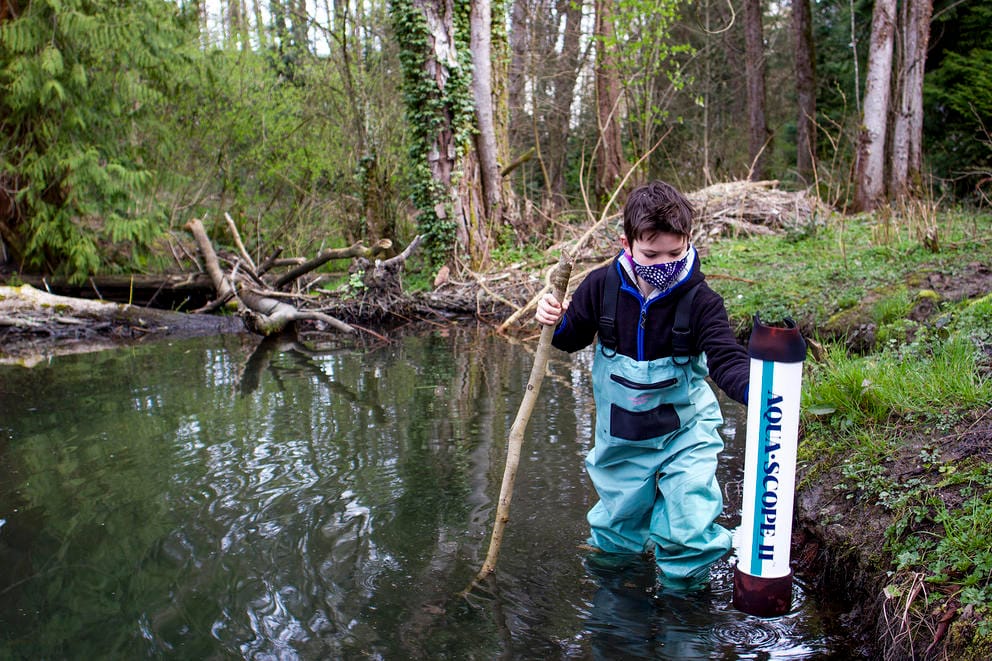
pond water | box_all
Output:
[0,329,855,659]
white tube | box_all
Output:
[737,317,806,580]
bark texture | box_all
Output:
[744,0,770,180]
[792,0,816,181]
[594,0,627,200]
[889,0,933,199]
[855,0,897,211]
[470,0,502,223]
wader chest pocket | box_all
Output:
[609,403,680,441]
[609,374,677,390]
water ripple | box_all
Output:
[710,617,784,649]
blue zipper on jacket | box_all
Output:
[618,278,649,361]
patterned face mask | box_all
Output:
[632,249,691,292]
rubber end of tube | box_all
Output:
[748,315,807,363]
[733,567,794,617]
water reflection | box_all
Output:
[0,329,852,658]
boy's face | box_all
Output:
[621,231,688,265]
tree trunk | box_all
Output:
[702,0,713,184]
[792,0,816,182]
[422,0,468,254]
[393,0,490,268]
[744,0,770,180]
[470,0,503,226]
[508,0,528,156]
[546,0,584,210]
[490,0,520,238]
[594,0,627,201]
[889,0,932,199]
[855,0,897,212]
[906,0,932,184]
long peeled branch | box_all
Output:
[470,252,573,587]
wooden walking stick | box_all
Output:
[471,252,573,585]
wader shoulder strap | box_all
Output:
[599,258,621,352]
[672,282,701,363]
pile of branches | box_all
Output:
[687,180,831,244]
[185,215,423,338]
[426,180,834,330]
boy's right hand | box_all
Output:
[535,292,567,327]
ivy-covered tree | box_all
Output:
[389,0,503,268]
[0,0,190,280]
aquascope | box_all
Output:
[733,316,807,617]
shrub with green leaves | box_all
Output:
[0,0,187,280]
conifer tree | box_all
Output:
[0,0,187,279]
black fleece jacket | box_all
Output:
[552,255,750,404]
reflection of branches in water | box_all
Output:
[238,332,385,424]
[372,329,515,655]
[396,546,514,657]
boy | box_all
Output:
[535,180,750,591]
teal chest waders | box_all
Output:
[585,263,732,590]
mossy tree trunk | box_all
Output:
[391,0,512,271]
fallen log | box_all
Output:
[272,239,393,289]
[14,273,216,309]
[0,283,245,365]
[238,286,355,336]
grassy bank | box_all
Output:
[706,208,992,658]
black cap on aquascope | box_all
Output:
[748,315,807,363]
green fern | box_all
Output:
[1,0,189,281]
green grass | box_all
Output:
[706,209,992,335]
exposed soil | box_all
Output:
[793,404,992,660]
[917,261,992,302]
[820,260,992,353]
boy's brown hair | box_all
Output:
[623,180,695,244]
